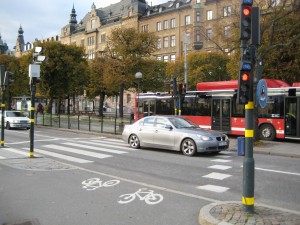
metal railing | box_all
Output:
[35,112,134,135]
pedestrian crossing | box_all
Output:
[0,138,134,163]
[197,151,235,194]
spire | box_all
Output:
[91,2,96,10]
[69,4,77,24]
[18,25,24,37]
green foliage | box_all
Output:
[40,42,88,99]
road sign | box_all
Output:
[256,79,268,108]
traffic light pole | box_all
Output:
[29,78,36,157]
[1,87,5,147]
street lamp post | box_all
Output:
[135,72,142,120]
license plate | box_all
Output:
[219,141,227,146]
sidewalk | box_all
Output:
[199,138,300,225]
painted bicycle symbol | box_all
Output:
[82,178,120,191]
[118,188,163,205]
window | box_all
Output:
[224,26,230,37]
[170,35,176,47]
[91,19,96,29]
[223,6,231,17]
[87,36,95,46]
[271,0,280,7]
[185,15,191,25]
[196,0,201,3]
[163,55,169,62]
[170,55,176,62]
[88,50,95,59]
[81,39,85,46]
[171,18,176,28]
[101,34,106,43]
[164,20,169,29]
[142,25,149,31]
[127,94,131,103]
[163,36,169,48]
[155,118,168,128]
[207,29,212,40]
[157,22,162,31]
[156,56,162,61]
[185,32,190,45]
[196,30,201,42]
[207,10,213,20]
[196,11,201,22]
[157,38,162,49]
[143,117,155,127]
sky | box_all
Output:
[0,0,166,50]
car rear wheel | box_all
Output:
[181,138,197,156]
[6,122,11,130]
[129,134,140,149]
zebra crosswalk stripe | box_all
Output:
[29,148,94,164]
[63,142,128,154]
[44,144,112,159]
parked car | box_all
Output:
[122,115,229,156]
[3,111,30,130]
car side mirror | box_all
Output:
[165,124,173,130]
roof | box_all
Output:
[196,79,291,91]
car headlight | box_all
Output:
[197,135,213,141]
[13,120,19,123]
[224,135,229,141]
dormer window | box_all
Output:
[91,19,96,29]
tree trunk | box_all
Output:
[119,82,124,118]
[99,92,105,117]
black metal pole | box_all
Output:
[30,79,36,157]
[1,87,5,146]
[242,45,255,214]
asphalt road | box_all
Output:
[0,127,299,225]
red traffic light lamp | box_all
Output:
[240,0,253,40]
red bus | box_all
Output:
[134,79,300,141]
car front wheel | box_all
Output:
[6,122,11,130]
[129,134,140,149]
[181,138,197,156]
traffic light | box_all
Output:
[0,65,5,86]
[4,71,14,86]
[178,83,182,94]
[240,0,253,41]
[238,61,252,104]
[181,83,186,95]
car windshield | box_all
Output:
[169,117,198,129]
[6,112,27,117]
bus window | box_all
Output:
[258,96,284,118]
[156,98,174,115]
[193,96,211,116]
[232,96,245,117]
[182,97,193,115]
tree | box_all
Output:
[259,1,300,84]
[105,27,158,117]
[0,54,28,109]
[39,42,88,113]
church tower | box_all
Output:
[14,25,25,57]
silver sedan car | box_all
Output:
[122,116,229,156]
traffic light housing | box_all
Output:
[240,0,253,40]
[238,61,252,104]
[0,65,5,86]
[181,83,186,95]
[4,71,14,86]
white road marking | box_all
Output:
[211,159,232,163]
[87,140,136,150]
[63,142,128,154]
[202,172,232,180]
[27,148,94,164]
[255,167,300,176]
[44,144,112,159]
[3,148,37,157]
[208,165,232,170]
[216,155,232,159]
[0,156,6,159]
[197,185,230,193]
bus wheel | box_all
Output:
[129,134,140,149]
[259,124,276,141]
[181,138,197,156]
